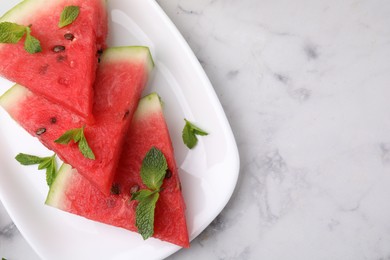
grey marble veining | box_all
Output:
[0,202,40,259]
[2,0,390,259]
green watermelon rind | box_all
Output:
[133,92,162,120]
[0,0,56,23]
[45,92,162,206]
[101,46,155,73]
[45,163,73,207]
[0,84,30,112]
[0,0,107,23]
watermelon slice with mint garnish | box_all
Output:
[0,0,108,120]
[0,46,154,194]
[46,93,190,248]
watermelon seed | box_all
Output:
[110,184,120,195]
[165,169,172,179]
[130,185,139,195]
[122,110,130,120]
[53,45,65,53]
[50,117,57,124]
[97,49,103,63]
[64,33,75,41]
[57,55,66,62]
[39,64,49,75]
[36,128,46,136]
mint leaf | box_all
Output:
[131,189,154,201]
[55,126,95,160]
[15,153,45,165]
[132,147,170,240]
[24,27,41,54]
[45,155,57,186]
[182,122,197,149]
[54,128,78,144]
[59,6,80,28]
[78,134,95,159]
[182,119,208,149]
[0,22,41,54]
[15,153,57,186]
[134,191,159,240]
[0,22,26,43]
[37,157,53,170]
[140,147,168,190]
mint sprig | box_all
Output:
[0,22,26,43]
[24,26,41,53]
[131,147,168,240]
[15,153,57,186]
[0,22,41,54]
[54,126,95,160]
[59,6,80,28]
[140,147,168,190]
[182,119,208,149]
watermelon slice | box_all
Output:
[0,46,154,194]
[46,93,190,248]
[0,0,108,120]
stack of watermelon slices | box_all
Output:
[0,0,189,248]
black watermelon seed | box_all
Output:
[39,64,49,75]
[165,169,172,179]
[64,33,75,41]
[130,185,140,195]
[123,110,130,120]
[50,117,57,124]
[110,183,120,195]
[53,45,65,53]
[57,55,66,62]
[36,128,46,136]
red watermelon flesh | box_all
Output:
[46,93,190,248]
[0,0,108,120]
[0,46,154,194]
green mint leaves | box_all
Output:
[0,6,80,52]
[0,22,26,43]
[0,22,41,54]
[140,147,168,190]
[15,153,57,186]
[24,26,41,53]
[182,119,208,149]
[54,126,95,160]
[131,147,168,240]
[59,6,80,28]
[134,191,159,240]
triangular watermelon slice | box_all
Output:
[0,46,154,194]
[0,0,108,120]
[46,93,190,248]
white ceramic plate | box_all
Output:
[0,0,239,259]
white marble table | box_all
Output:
[2,0,390,259]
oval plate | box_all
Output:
[0,0,240,259]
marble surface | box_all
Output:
[2,0,390,259]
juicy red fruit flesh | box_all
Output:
[0,0,108,120]
[48,95,189,248]
[5,48,151,195]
